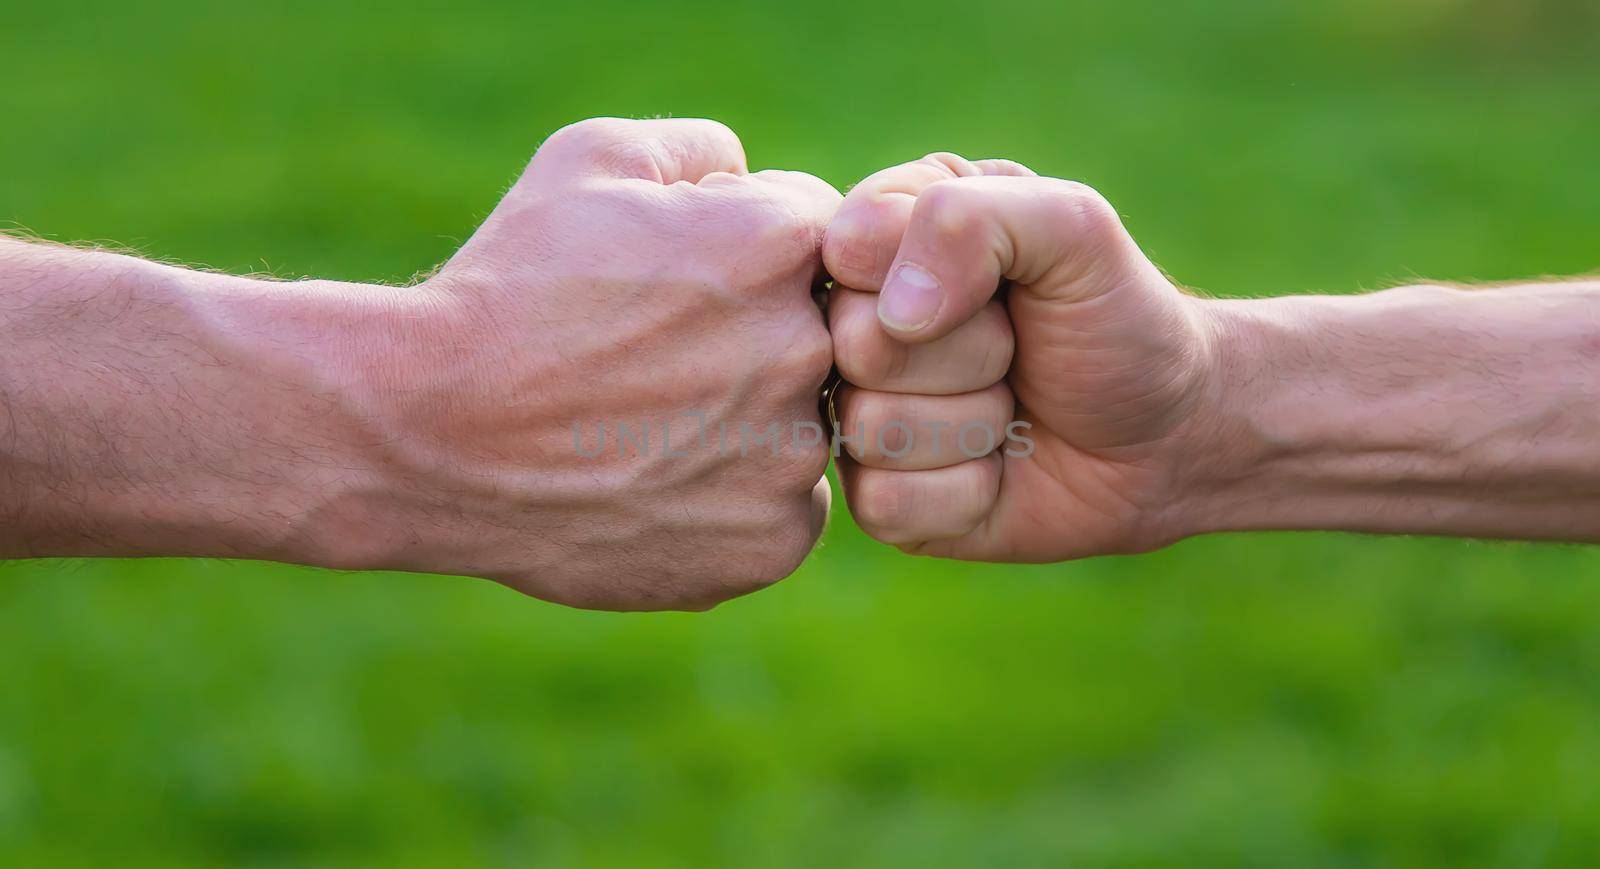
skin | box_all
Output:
[7,129,1598,608]
[825,154,1600,560]
[0,117,840,611]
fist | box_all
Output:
[824,154,1218,561]
[358,118,840,610]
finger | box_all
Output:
[895,451,1063,563]
[746,168,844,228]
[707,169,842,285]
[829,286,1013,394]
[841,452,1002,546]
[971,158,1037,178]
[835,382,1014,471]
[532,117,748,184]
[875,174,1159,341]
[824,153,1035,292]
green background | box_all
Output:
[4,0,1600,865]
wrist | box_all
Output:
[1161,291,1411,540]
[1166,291,1414,539]
[1167,294,1313,538]
[143,267,434,571]
[1143,295,1266,545]
[278,272,552,579]
[225,275,456,573]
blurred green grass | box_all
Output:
[3,0,1600,865]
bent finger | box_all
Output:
[829,287,1013,394]
[875,174,1157,342]
[841,452,1002,546]
[835,382,1014,471]
[824,153,1037,292]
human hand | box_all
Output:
[823,154,1218,561]
[355,118,840,609]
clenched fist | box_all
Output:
[824,154,1217,561]
[351,118,841,609]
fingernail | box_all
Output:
[878,263,942,332]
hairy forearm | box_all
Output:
[1181,281,1600,541]
[0,237,411,563]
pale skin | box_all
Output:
[825,154,1600,559]
[0,118,840,611]
[6,127,1600,614]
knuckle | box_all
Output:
[835,384,871,431]
[762,420,831,495]
[540,117,628,157]
[707,192,818,281]
[972,158,1037,178]
[915,180,983,243]
[688,117,739,145]
[974,303,1018,383]
[766,317,831,394]
[831,303,897,388]
[840,389,896,445]
[787,435,832,489]
[789,321,835,379]
[918,151,979,177]
[824,196,901,286]
[744,198,818,264]
[970,452,1005,511]
[983,381,1018,426]
[964,455,1002,510]
[1044,178,1120,238]
[536,118,669,180]
[762,168,840,202]
[591,139,658,178]
[853,472,912,537]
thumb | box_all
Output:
[875,175,1164,342]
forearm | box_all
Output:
[0,237,410,563]
[1180,280,1600,542]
